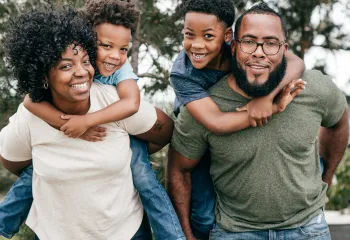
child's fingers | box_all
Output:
[236,105,248,112]
[61,114,73,120]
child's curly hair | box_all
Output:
[84,0,140,33]
[179,0,236,27]
[4,7,97,102]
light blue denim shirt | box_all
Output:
[94,59,138,86]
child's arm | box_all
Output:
[60,79,140,137]
[186,78,305,135]
[23,95,67,129]
[242,51,305,126]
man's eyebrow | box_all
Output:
[262,36,280,40]
[241,34,257,39]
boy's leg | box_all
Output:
[0,165,33,239]
[190,151,215,240]
[129,136,185,240]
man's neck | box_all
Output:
[226,74,252,99]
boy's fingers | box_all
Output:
[236,106,248,112]
[61,114,73,120]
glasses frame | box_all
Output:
[236,39,286,56]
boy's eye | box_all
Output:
[185,32,194,37]
[204,34,214,39]
[99,43,112,49]
[121,48,128,52]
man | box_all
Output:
[167,3,348,240]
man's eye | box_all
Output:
[243,40,255,45]
[266,41,278,46]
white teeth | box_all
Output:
[192,53,206,59]
[103,63,116,69]
[71,82,88,89]
[251,66,265,69]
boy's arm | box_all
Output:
[187,78,305,135]
[243,51,305,126]
[60,79,140,137]
[23,95,67,129]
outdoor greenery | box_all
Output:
[0,0,349,239]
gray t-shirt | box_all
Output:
[171,70,347,231]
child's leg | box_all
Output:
[0,165,33,239]
[190,152,215,240]
[129,136,185,240]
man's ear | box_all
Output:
[224,27,233,43]
[283,43,289,53]
[231,39,236,56]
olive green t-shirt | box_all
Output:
[171,70,347,231]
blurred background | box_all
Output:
[0,0,349,239]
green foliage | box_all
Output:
[326,149,350,210]
[0,224,34,240]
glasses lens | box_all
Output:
[263,42,280,55]
[240,40,257,54]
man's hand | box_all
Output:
[60,115,91,138]
[80,126,107,142]
[274,79,306,112]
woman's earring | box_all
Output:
[43,82,49,89]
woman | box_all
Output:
[0,7,173,240]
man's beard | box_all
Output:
[231,54,287,97]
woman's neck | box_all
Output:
[51,97,90,115]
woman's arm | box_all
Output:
[0,155,32,177]
[60,79,140,137]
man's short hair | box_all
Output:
[234,2,288,39]
[179,0,236,28]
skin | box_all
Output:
[181,12,305,135]
[24,23,141,140]
[167,14,315,240]
[2,46,174,174]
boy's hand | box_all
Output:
[60,115,90,138]
[80,126,107,142]
[236,96,274,127]
[274,78,306,112]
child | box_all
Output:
[169,0,305,239]
[0,1,185,240]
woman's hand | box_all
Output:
[80,126,107,142]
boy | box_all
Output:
[0,1,185,239]
[169,0,305,239]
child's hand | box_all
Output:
[80,126,107,142]
[236,96,273,127]
[60,115,90,138]
[274,79,306,112]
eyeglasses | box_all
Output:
[236,39,286,56]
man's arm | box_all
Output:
[167,145,200,240]
[0,155,32,177]
[319,108,349,187]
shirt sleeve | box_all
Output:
[113,59,138,86]
[320,75,347,128]
[122,100,157,135]
[171,107,208,160]
[0,104,32,162]
[170,74,209,107]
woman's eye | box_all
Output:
[60,65,72,70]
[83,59,91,65]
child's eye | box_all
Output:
[99,43,112,49]
[185,32,194,37]
[204,34,214,39]
[83,59,91,65]
[121,48,128,52]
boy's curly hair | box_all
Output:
[4,7,97,103]
[84,0,140,33]
[179,0,236,27]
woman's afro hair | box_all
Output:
[4,6,97,102]
[84,0,140,33]
[179,0,236,27]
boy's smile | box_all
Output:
[183,12,230,70]
[95,23,131,77]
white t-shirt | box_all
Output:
[0,83,157,240]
